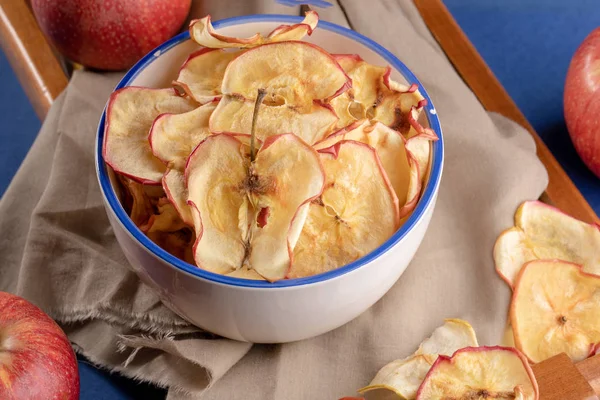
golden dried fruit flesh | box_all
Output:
[288,141,399,278]
[186,134,249,274]
[416,347,538,400]
[209,95,337,144]
[494,201,600,287]
[405,135,431,186]
[360,319,478,400]
[173,48,239,103]
[221,41,350,107]
[103,87,196,184]
[189,11,318,49]
[150,101,217,170]
[163,168,193,226]
[511,260,600,363]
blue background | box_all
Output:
[1,1,599,398]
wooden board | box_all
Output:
[413,0,599,225]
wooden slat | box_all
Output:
[0,0,68,119]
[413,0,599,224]
[532,353,597,400]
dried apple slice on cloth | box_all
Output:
[190,11,318,49]
[247,134,325,281]
[173,49,239,103]
[221,41,350,108]
[314,120,419,214]
[511,260,600,363]
[103,87,196,184]
[494,201,600,287]
[186,134,249,274]
[186,133,324,281]
[288,140,399,278]
[209,95,337,144]
[150,101,217,170]
[415,346,538,400]
[359,319,478,400]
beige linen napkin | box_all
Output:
[0,1,549,399]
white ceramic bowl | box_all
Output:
[96,14,444,343]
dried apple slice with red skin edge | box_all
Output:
[189,11,318,49]
[103,87,196,184]
[209,95,337,144]
[314,120,417,211]
[162,169,193,227]
[511,260,600,363]
[186,134,249,274]
[221,41,351,108]
[247,133,325,281]
[149,101,217,171]
[494,200,600,288]
[360,319,478,400]
[225,267,265,280]
[172,48,238,103]
[416,346,538,400]
[288,140,400,279]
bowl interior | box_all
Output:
[97,15,444,288]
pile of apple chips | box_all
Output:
[102,11,438,282]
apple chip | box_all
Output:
[511,260,600,363]
[150,101,217,170]
[163,169,192,226]
[314,120,417,211]
[221,41,351,107]
[360,319,478,400]
[226,267,265,280]
[190,11,318,49]
[209,95,337,144]
[173,48,239,103]
[415,346,538,400]
[405,134,431,185]
[103,87,196,184]
[494,201,600,287]
[288,141,399,278]
[186,134,249,274]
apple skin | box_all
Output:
[564,27,600,178]
[0,292,79,400]
[31,0,191,71]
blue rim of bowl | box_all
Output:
[96,14,444,288]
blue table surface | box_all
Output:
[1,1,599,399]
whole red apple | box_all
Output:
[31,0,191,71]
[0,292,79,400]
[564,27,600,178]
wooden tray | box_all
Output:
[1,0,597,224]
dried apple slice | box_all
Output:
[221,41,351,107]
[173,49,238,103]
[360,319,478,400]
[225,267,265,280]
[209,95,337,144]
[150,101,217,170]
[103,87,196,184]
[314,120,420,214]
[494,201,600,287]
[405,134,431,185]
[288,140,400,278]
[248,133,325,281]
[189,11,318,49]
[415,346,538,400]
[511,260,600,363]
[186,134,249,274]
[162,169,193,226]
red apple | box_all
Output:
[564,27,600,178]
[0,292,79,399]
[31,0,191,71]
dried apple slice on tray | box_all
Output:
[190,11,318,49]
[209,95,337,144]
[186,133,324,281]
[314,120,419,216]
[103,87,196,184]
[359,319,478,400]
[415,346,538,400]
[288,140,400,279]
[173,48,239,103]
[221,41,351,108]
[494,200,600,287]
[511,260,600,363]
